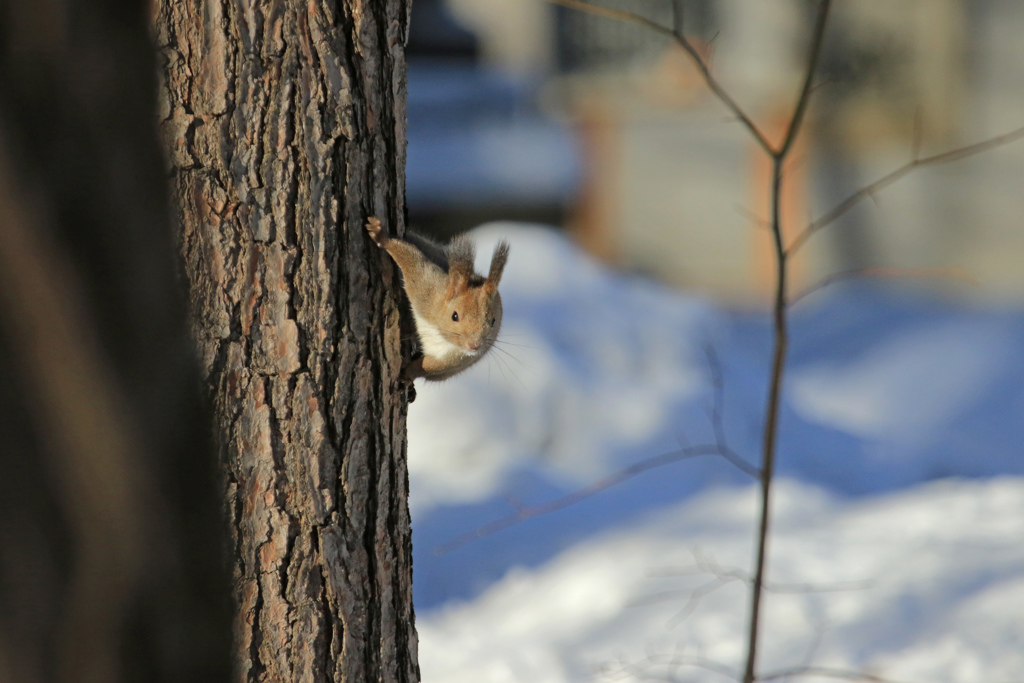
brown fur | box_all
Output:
[366,217,509,381]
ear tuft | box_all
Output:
[447,234,476,279]
[487,240,510,286]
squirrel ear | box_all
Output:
[447,234,476,280]
[446,271,468,301]
[486,240,510,289]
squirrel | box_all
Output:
[366,217,509,381]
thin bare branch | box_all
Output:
[631,550,750,626]
[734,204,772,232]
[549,0,672,37]
[434,345,757,555]
[548,0,774,153]
[768,672,1022,683]
[669,1,775,154]
[778,0,833,158]
[766,579,874,595]
[809,76,839,95]
[600,651,739,683]
[784,611,828,683]
[704,345,731,452]
[666,575,742,627]
[745,3,831,682]
[788,124,1024,254]
[757,666,905,683]
[789,266,977,306]
[534,5,1024,683]
[647,547,873,600]
[762,660,1024,682]
[630,553,873,641]
[632,575,738,610]
[433,440,757,556]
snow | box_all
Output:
[418,479,1024,683]
[405,224,1024,681]
[408,224,715,512]
[789,318,1014,443]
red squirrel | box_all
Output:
[366,217,509,381]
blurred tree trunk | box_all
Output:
[0,0,232,681]
[153,1,418,681]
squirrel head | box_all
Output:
[438,239,509,356]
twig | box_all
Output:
[600,651,739,682]
[757,666,905,683]
[744,3,832,683]
[704,345,731,453]
[775,2,832,160]
[638,547,871,630]
[788,124,1024,254]
[549,0,774,153]
[547,3,832,681]
[666,575,743,627]
[669,0,775,154]
[651,559,874,596]
[633,550,749,627]
[434,345,757,555]
[542,5,1023,683]
[550,0,672,36]
[735,204,772,232]
[432,440,756,556]
[788,266,977,306]
[765,579,874,595]
[783,609,827,683]
[632,574,739,609]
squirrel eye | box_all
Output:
[451,311,459,322]
[490,317,496,326]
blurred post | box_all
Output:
[0,0,232,681]
[751,109,809,299]
[570,99,621,263]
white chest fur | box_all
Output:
[412,309,464,360]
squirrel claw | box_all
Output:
[366,217,386,247]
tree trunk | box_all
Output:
[0,0,232,681]
[153,1,418,681]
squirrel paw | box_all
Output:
[365,217,387,247]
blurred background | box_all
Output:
[404,1,1024,681]
[405,0,1024,302]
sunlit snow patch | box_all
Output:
[418,477,1024,683]
[407,224,717,512]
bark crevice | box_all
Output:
[156,0,416,679]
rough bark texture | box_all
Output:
[0,0,232,681]
[153,0,418,681]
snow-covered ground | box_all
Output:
[419,478,1024,683]
[407,224,1024,682]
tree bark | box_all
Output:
[153,1,418,681]
[0,0,232,681]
